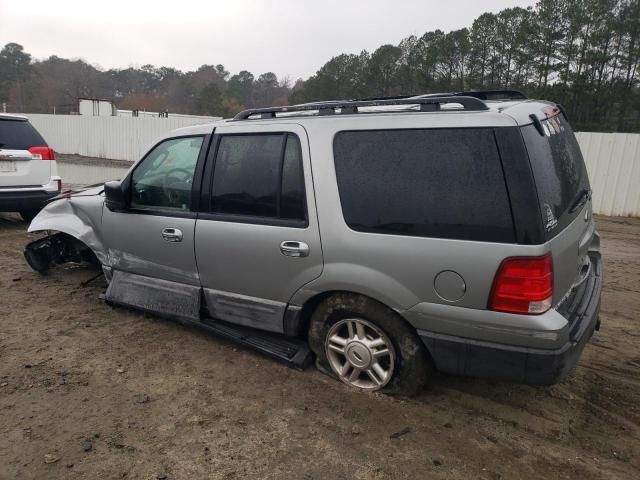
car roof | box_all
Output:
[167,92,557,138]
[0,113,28,121]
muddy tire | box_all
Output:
[19,210,40,222]
[308,293,433,396]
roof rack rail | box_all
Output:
[233,96,489,121]
[295,95,417,107]
[452,90,527,101]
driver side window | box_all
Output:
[131,136,204,211]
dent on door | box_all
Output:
[102,213,203,321]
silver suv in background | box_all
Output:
[0,114,61,221]
[24,91,602,396]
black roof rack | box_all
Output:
[410,90,527,101]
[233,96,489,121]
[452,90,527,101]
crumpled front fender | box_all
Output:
[28,193,107,264]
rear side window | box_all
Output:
[333,128,515,243]
[521,115,590,237]
[0,119,46,150]
[210,133,307,224]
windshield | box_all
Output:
[521,115,590,238]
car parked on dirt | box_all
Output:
[24,91,602,395]
[0,114,61,221]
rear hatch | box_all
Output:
[0,116,53,188]
[521,111,595,305]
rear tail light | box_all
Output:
[28,146,56,160]
[543,105,561,118]
[489,254,553,315]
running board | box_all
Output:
[199,318,314,369]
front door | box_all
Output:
[102,134,209,320]
[195,123,323,333]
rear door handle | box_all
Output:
[280,241,309,257]
[161,228,183,242]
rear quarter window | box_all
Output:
[333,128,516,243]
[0,119,46,150]
[521,115,590,238]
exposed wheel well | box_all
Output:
[298,290,427,348]
[24,232,100,273]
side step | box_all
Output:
[199,318,314,370]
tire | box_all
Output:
[19,209,40,222]
[308,293,433,396]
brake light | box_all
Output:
[543,105,561,119]
[489,254,553,315]
[28,146,56,160]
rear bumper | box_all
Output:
[0,189,58,212]
[419,253,602,385]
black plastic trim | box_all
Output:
[452,90,527,100]
[200,317,314,369]
[494,127,546,245]
[557,103,569,121]
[197,212,308,228]
[190,133,213,212]
[0,189,57,211]
[529,114,545,136]
[123,208,198,219]
[283,305,304,337]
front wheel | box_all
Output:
[308,293,433,396]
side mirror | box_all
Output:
[104,180,127,211]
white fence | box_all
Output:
[25,114,219,162]
[575,132,640,217]
[57,161,129,186]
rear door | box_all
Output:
[521,113,595,303]
[0,118,51,187]
[195,123,323,333]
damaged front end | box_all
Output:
[24,232,99,273]
[24,185,107,273]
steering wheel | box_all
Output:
[162,168,193,205]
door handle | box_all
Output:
[280,241,309,258]
[161,228,183,242]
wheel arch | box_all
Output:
[290,289,424,345]
[28,198,107,264]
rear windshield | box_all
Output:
[333,128,515,243]
[521,115,590,238]
[0,119,46,150]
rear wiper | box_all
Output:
[569,188,591,213]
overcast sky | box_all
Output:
[0,0,536,80]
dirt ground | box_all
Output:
[0,214,638,480]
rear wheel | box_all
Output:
[308,293,433,396]
[19,209,40,222]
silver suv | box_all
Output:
[0,114,61,221]
[24,91,602,395]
